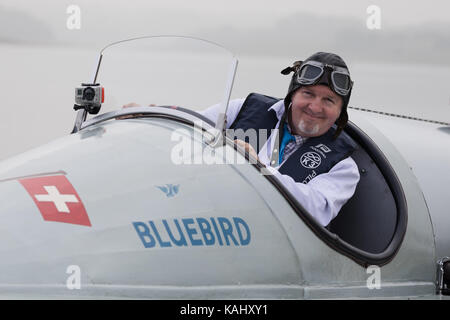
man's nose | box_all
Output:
[307,97,323,114]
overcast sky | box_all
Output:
[1,0,450,64]
[1,0,450,28]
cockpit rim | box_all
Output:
[77,105,408,267]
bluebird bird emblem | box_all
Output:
[156,184,180,197]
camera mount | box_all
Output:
[74,83,104,115]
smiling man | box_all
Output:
[201,52,360,227]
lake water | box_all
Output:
[1,43,449,160]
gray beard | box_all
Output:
[297,119,320,136]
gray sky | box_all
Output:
[1,0,450,27]
[0,0,449,65]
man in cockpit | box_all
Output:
[200,52,360,227]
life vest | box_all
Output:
[229,93,357,184]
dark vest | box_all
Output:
[229,93,279,153]
[229,93,357,184]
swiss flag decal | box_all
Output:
[19,175,91,227]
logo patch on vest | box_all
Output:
[300,151,321,169]
[315,144,332,153]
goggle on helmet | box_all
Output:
[282,60,353,97]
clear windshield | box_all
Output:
[87,36,237,114]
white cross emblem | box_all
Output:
[34,185,79,213]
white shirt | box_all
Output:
[200,98,360,227]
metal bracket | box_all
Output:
[436,257,450,295]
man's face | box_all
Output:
[289,85,343,137]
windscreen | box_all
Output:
[88,36,237,115]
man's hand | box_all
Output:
[234,139,259,162]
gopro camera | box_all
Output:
[74,83,104,114]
